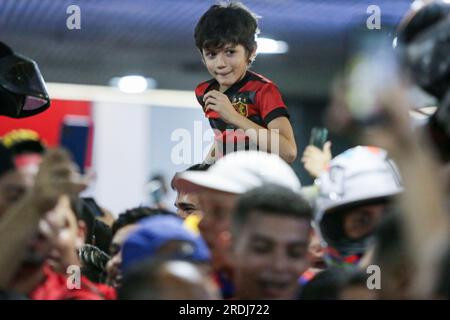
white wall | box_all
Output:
[90,102,151,215]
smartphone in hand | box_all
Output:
[309,127,328,149]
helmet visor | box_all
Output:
[0,54,50,117]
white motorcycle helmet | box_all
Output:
[314,146,403,267]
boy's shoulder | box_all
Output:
[247,70,275,85]
[195,78,216,96]
[243,71,283,96]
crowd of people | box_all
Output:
[0,1,449,300]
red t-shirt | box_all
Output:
[30,265,116,300]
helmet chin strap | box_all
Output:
[322,232,375,268]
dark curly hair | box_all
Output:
[194,2,260,58]
[233,184,313,232]
[1,129,46,156]
[112,206,174,236]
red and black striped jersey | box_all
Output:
[195,70,289,133]
[195,70,290,156]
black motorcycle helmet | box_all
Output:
[0,42,50,118]
[396,1,450,163]
[396,1,450,101]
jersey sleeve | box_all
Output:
[194,85,206,112]
[256,83,290,125]
[195,82,220,119]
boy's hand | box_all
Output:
[203,90,240,124]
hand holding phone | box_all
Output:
[303,127,332,178]
[309,127,328,149]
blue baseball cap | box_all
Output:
[121,214,210,272]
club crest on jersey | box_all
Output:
[231,97,248,117]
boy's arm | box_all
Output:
[223,111,297,163]
[203,90,297,163]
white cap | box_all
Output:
[315,146,403,218]
[173,151,301,195]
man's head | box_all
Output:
[2,129,46,189]
[315,146,403,268]
[231,184,313,300]
[106,206,170,287]
[175,191,201,220]
[120,215,210,274]
[6,149,86,293]
[12,194,87,292]
[194,2,259,90]
[173,151,302,272]
[46,195,86,274]
[111,206,170,236]
[172,164,210,220]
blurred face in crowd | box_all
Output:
[47,195,86,274]
[197,189,237,271]
[14,154,42,187]
[10,195,82,293]
[308,229,326,269]
[342,204,386,240]
[175,190,202,219]
[9,208,59,294]
[0,170,31,218]
[106,224,139,287]
[232,211,311,300]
